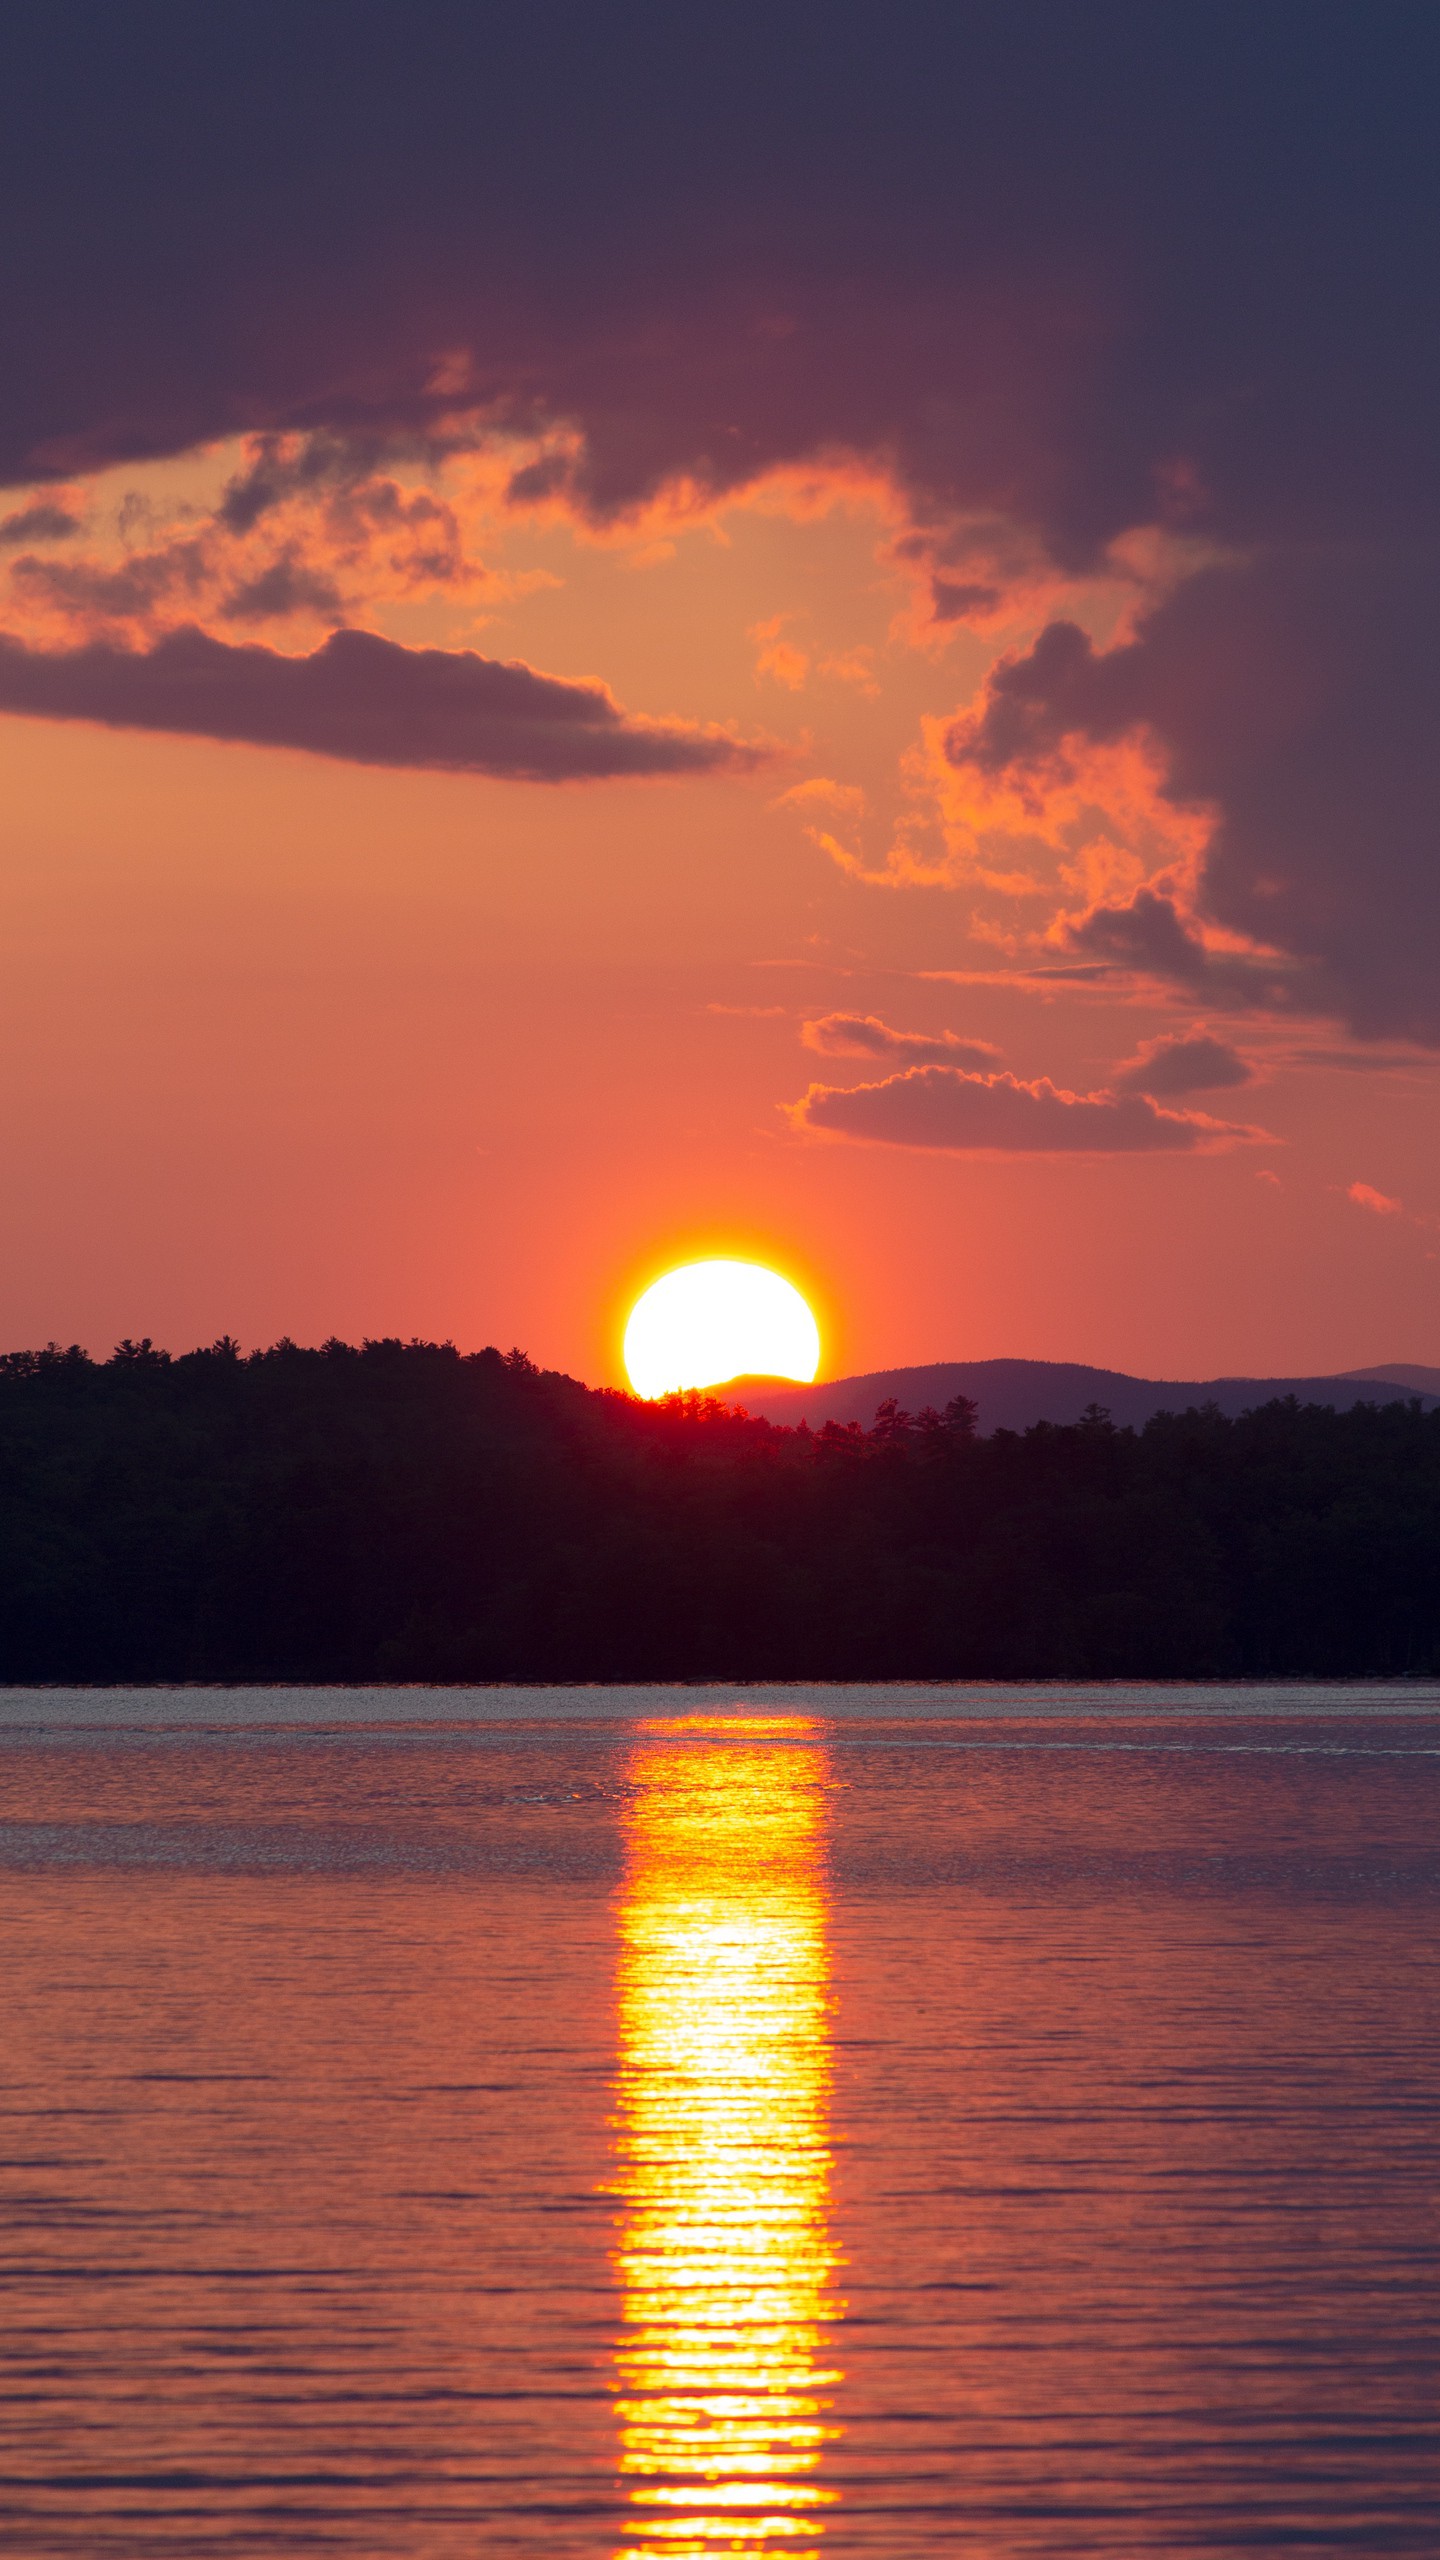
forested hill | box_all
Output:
[0,1335,1438,1681]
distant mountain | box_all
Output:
[730,1357,1440,1435]
[1342,1363,1440,1396]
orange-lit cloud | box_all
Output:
[751,614,809,690]
[1348,1182,1404,1217]
[929,627,1213,924]
[788,1064,1270,1154]
[916,576,1440,1043]
[801,1012,1001,1068]
[1,432,499,654]
[816,645,879,693]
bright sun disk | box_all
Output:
[624,1260,821,1400]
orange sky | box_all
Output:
[2,439,1437,1383]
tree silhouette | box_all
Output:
[0,1338,1429,1679]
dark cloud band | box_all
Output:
[1,9,1438,1020]
[0,624,762,781]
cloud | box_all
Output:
[930,577,1002,625]
[0,624,765,780]
[0,15,1438,1030]
[1057,887,1302,1011]
[944,563,1440,1040]
[1287,1047,1429,1073]
[1348,1182,1404,1217]
[1341,1178,1440,1238]
[10,538,210,629]
[5,441,488,656]
[218,551,345,623]
[0,15,1431,556]
[788,1064,1268,1154]
[776,777,866,818]
[1112,1029,1253,1096]
[0,501,79,543]
[217,434,391,535]
[1059,886,1210,983]
[816,646,878,693]
[801,1012,1002,1068]
[751,615,808,690]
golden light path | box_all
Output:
[613,1723,843,2555]
[623,1263,821,1401]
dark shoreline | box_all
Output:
[0,1336,1437,1683]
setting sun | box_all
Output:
[624,1260,821,1400]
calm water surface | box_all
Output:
[0,1685,1436,2554]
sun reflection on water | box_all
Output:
[613,1720,842,2556]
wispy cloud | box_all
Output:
[1347,1181,1404,1217]
[751,614,808,690]
[801,1012,1002,1068]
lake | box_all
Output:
[0,1684,1437,2554]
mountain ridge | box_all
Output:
[728,1359,1440,1435]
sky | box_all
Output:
[3,1,1440,1385]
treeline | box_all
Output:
[0,1334,1436,1680]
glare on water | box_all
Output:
[2,1694,1440,2554]
[613,1723,842,2553]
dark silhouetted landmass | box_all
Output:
[738,1359,1440,1435]
[1345,1363,1440,1397]
[0,1336,1438,1680]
